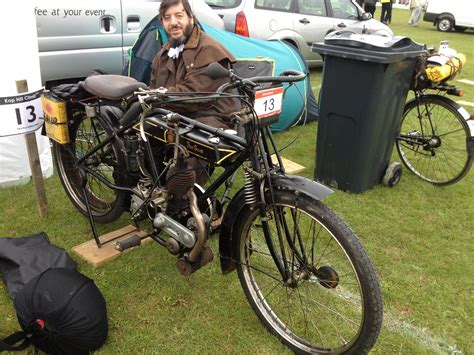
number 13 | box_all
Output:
[263,98,275,112]
[16,105,37,125]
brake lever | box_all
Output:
[242,78,258,88]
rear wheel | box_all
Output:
[437,17,454,32]
[396,96,472,185]
[53,112,128,223]
[235,190,383,354]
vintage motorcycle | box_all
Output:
[42,63,382,354]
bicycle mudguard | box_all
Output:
[405,94,468,118]
[270,174,334,199]
[219,175,333,274]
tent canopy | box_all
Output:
[124,16,319,131]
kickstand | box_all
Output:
[80,169,102,248]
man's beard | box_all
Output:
[169,23,194,48]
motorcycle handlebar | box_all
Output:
[136,63,306,103]
[207,62,306,84]
[216,68,306,93]
[126,63,307,127]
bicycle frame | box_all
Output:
[397,92,437,152]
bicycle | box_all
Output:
[42,63,383,353]
[396,60,474,186]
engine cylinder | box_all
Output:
[166,164,196,198]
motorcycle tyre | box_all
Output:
[234,190,382,354]
[53,114,128,224]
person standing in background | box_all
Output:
[408,0,423,26]
[363,0,377,17]
[380,0,393,24]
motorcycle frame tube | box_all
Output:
[72,102,334,273]
[74,105,252,246]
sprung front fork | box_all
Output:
[243,165,294,285]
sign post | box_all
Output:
[15,80,48,217]
[0,1,51,216]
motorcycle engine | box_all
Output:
[130,179,168,220]
[165,159,196,217]
[129,156,197,220]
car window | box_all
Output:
[328,0,359,19]
[255,0,292,11]
[297,0,327,16]
[204,0,241,8]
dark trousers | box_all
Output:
[364,4,376,17]
[381,3,392,24]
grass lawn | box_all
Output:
[1,7,473,354]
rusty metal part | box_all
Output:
[176,246,214,276]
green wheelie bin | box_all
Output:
[312,31,425,192]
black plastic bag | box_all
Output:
[12,268,108,354]
[0,233,77,299]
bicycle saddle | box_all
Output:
[83,74,147,100]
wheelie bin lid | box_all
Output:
[312,30,426,63]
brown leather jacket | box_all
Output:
[150,25,237,129]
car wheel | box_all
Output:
[437,17,454,32]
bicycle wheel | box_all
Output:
[396,96,472,185]
[53,112,128,223]
[235,190,383,354]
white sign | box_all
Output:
[254,87,284,119]
[0,89,44,137]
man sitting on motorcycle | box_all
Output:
[149,0,236,217]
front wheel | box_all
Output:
[53,112,128,223]
[235,190,383,354]
[396,96,472,186]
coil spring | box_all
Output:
[244,170,258,207]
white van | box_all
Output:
[36,0,224,88]
[423,0,474,32]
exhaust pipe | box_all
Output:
[176,189,213,276]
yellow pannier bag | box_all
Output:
[425,53,467,83]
